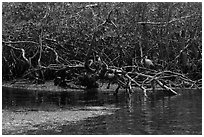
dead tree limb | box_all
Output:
[5,42,30,64]
[2,40,39,45]
[42,44,60,63]
[124,73,148,97]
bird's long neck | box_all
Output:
[85,59,95,72]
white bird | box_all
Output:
[105,72,115,79]
[95,55,101,63]
[142,56,154,69]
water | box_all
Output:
[2,87,202,135]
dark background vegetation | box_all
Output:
[2,2,202,81]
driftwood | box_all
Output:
[101,64,201,98]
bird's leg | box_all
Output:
[114,84,120,96]
[151,80,155,92]
[107,81,111,89]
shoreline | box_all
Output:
[2,80,201,94]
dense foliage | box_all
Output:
[2,2,202,81]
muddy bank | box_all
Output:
[3,79,201,99]
[2,106,118,135]
[2,80,123,93]
[2,80,85,92]
[1,80,176,93]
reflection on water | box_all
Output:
[2,87,202,134]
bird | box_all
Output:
[105,72,115,79]
[142,56,154,69]
[94,55,103,71]
[95,55,101,63]
[84,59,95,73]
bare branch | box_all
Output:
[42,44,60,63]
[5,42,29,63]
[137,13,201,26]
[85,3,98,8]
[2,40,39,45]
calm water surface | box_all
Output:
[2,87,202,135]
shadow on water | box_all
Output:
[2,87,119,110]
[2,86,202,135]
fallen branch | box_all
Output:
[42,44,60,63]
[154,79,177,95]
[124,73,147,97]
[3,40,39,45]
[5,42,30,64]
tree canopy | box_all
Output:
[2,2,202,82]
